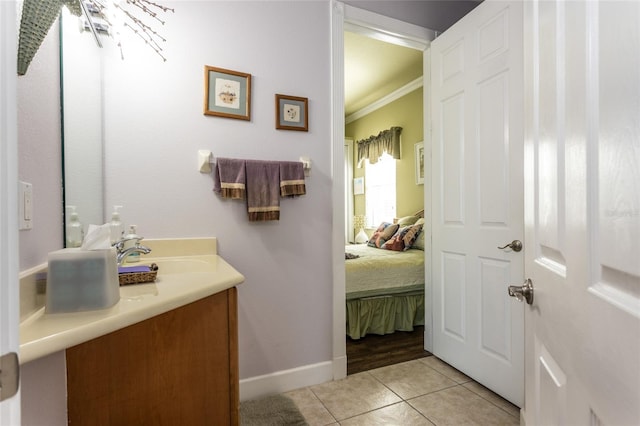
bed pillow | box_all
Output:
[382,223,423,251]
[396,215,419,226]
[367,222,399,248]
[412,218,426,250]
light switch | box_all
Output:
[24,186,32,220]
[19,181,32,230]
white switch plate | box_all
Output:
[198,150,212,173]
[19,181,32,230]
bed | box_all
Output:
[345,214,426,340]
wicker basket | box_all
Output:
[119,263,159,286]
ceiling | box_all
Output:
[343,1,481,118]
[344,32,423,117]
[342,1,482,33]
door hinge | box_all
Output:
[0,352,19,402]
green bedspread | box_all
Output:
[345,244,424,300]
[345,244,425,339]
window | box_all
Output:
[365,153,396,227]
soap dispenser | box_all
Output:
[123,225,141,263]
[66,206,84,248]
[109,205,124,245]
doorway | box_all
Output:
[334,4,435,378]
[333,0,530,410]
[344,33,428,373]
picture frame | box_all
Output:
[275,94,308,131]
[415,141,425,185]
[353,177,364,195]
[204,66,251,121]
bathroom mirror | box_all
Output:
[60,9,106,245]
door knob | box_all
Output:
[508,278,534,305]
[0,352,19,402]
[498,240,523,252]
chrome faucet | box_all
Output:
[113,236,152,265]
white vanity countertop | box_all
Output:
[19,238,244,364]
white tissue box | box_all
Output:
[46,248,120,313]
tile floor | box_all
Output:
[285,356,520,425]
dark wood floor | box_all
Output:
[346,326,432,375]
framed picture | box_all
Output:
[275,94,308,131]
[415,141,425,185]
[204,66,251,120]
[353,177,364,195]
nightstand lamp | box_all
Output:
[353,215,368,244]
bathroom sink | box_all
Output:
[20,238,245,365]
[142,256,216,275]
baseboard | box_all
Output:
[333,354,347,380]
[239,360,334,402]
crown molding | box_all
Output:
[345,76,423,124]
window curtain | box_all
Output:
[356,126,402,167]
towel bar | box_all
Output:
[198,150,311,176]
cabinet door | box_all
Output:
[67,288,238,425]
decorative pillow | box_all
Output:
[402,223,423,249]
[382,223,423,251]
[412,218,426,250]
[367,222,399,248]
[396,215,419,226]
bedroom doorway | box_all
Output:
[342,7,433,375]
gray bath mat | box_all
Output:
[240,394,308,426]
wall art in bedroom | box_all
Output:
[415,141,424,185]
[275,94,308,131]
[204,66,251,120]
[353,177,364,195]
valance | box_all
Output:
[356,126,402,167]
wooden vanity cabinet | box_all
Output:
[66,287,239,426]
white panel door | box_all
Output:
[431,1,524,406]
[0,0,21,423]
[523,1,640,424]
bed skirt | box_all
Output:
[346,291,425,340]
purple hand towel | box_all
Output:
[246,160,280,221]
[279,161,306,197]
[213,158,246,199]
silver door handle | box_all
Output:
[508,278,534,305]
[0,352,19,402]
[498,240,523,252]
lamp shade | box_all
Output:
[355,228,368,244]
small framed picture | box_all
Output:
[415,141,425,185]
[204,66,251,121]
[353,177,364,195]
[275,94,308,131]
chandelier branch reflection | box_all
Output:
[83,0,174,61]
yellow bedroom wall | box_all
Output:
[345,87,424,228]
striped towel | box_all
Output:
[246,160,280,221]
[279,161,306,197]
[213,158,246,199]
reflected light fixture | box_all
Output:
[81,0,174,61]
[17,0,173,75]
